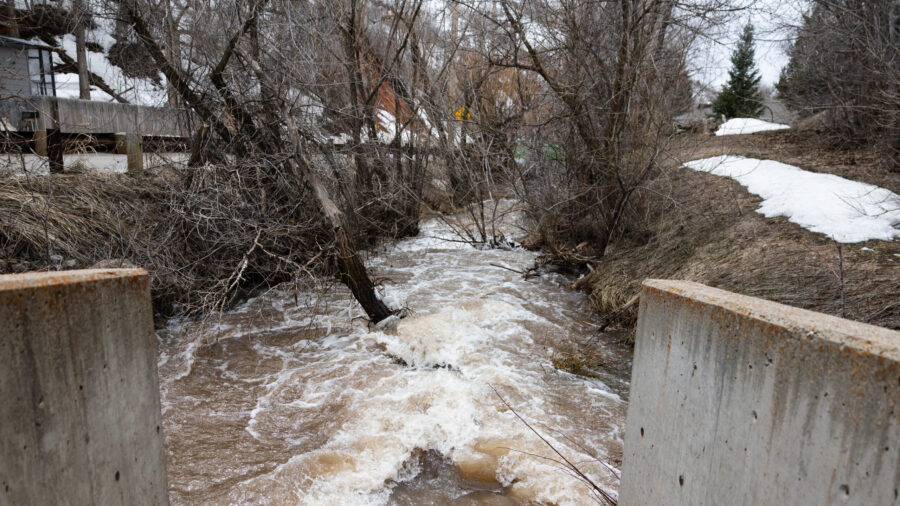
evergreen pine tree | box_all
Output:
[712,23,764,119]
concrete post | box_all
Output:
[620,280,900,506]
[33,129,47,156]
[0,269,169,505]
[126,132,143,174]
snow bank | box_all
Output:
[715,118,789,136]
[684,155,900,243]
[49,16,168,105]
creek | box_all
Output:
[157,202,632,505]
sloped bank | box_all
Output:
[580,131,900,336]
[0,164,425,322]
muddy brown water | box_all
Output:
[157,204,632,505]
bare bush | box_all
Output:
[0,160,332,318]
[445,0,702,259]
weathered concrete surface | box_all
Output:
[0,269,168,505]
[620,280,900,506]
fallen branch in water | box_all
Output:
[583,294,640,334]
[489,262,540,279]
[490,385,618,505]
[489,262,525,274]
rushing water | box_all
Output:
[157,203,632,505]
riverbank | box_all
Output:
[0,158,437,323]
[580,127,900,338]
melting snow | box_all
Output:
[684,156,900,243]
[715,118,790,136]
[48,17,168,105]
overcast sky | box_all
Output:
[690,1,807,89]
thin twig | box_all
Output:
[490,385,617,505]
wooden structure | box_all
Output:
[1,35,193,173]
[27,96,193,137]
[0,36,55,134]
[3,96,194,174]
[0,36,56,101]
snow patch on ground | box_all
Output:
[0,152,189,176]
[715,118,790,136]
[685,155,900,243]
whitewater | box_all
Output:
[157,203,630,505]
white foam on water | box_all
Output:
[159,202,629,505]
[372,300,535,369]
[223,352,616,505]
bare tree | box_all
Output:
[104,0,401,322]
[443,0,699,258]
[73,0,92,100]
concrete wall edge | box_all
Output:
[0,268,148,292]
[640,278,900,360]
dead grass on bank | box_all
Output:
[0,165,335,322]
[551,350,604,379]
[580,129,900,339]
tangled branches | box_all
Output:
[0,158,335,319]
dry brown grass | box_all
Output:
[0,173,162,264]
[582,129,900,335]
[551,351,604,379]
[0,164,335,321]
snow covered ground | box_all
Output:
[685,155,900,243]
[0,152,189,176]
[715,118,790,136]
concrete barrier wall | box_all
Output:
[0,269,168,505]
[620,280,900,506]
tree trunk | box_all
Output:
[187,123,209,167]
[164,0,180,107]
[304,164,394,323]
[74,0,91,100]
[342,0,373,189]
[5,0,18,37]
[272,57,393,323]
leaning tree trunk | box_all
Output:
[120,0,394,323]
[305,166,394,323]
[280,88,393,323]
